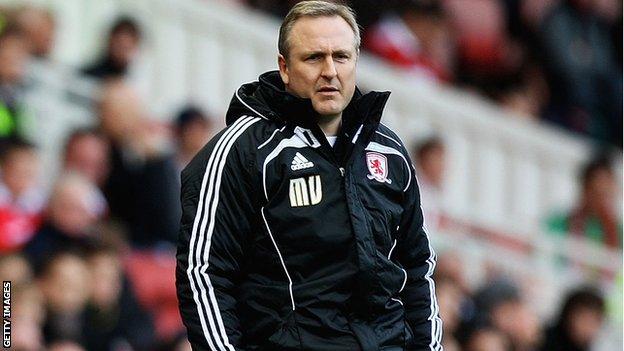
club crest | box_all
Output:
[366,152,392,184]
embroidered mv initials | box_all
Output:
[289,175,322,207]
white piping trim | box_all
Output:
[261,207,296,310]
[258,126,286,150]
[393,171,442,349]
[418,196,443,350]
[187,115,258,351]
[351,124,364,144]
[398,268,408,293]
[388,239,398,259]
[375,131,402,147]
[391,297,403,306]
[235,86,269,120]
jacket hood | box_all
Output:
[225,71,391,130]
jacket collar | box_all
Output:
[226,71,391,133]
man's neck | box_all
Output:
[317,113,342,136]
[283,85,343,136]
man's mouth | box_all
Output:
[318,86,339,93]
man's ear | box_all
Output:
[278,54,289,85]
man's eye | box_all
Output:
[306,55,320,61]
[335,54,350,61]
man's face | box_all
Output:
[279,16,357,118]
[2,149,39,197]
[65,135,110,186]
[0,36,28,84]
[568,307,604,347]
[109,31,139,67]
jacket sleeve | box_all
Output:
[176,122,258,351]
[395,154,443,350]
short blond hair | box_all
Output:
[278,1,360,59]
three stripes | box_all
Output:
[186,115,260,351]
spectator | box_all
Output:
[159,333,192,351]
[546,154,622,249]
[62,128,111,187]
[473,278,542,351]
[38,251,91,344]
[540,287,606,351]
[435,251,469,293]
[0,25,29,141]
[0,139,44,252]
[365,0,455,81]
[12,284,46,351]
[13,5,55,59]
[413,136,446,232]
[82,16,142,80]
[0,253,33,286]
[493,62,550,120]
[14,5,98,189]
[48,341,86,351]
[174,106,214,171]
[445,0,520,81]
[25,172,106,269]
[540,0,622,145]
[1,255,40,350]
[463,325,510,351]
[82,244,156,351]
[436,276,463,351]
[99,80,179,246]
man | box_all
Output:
[174,106,215,171]
[546,154,621,248]
[414,136,446,233]
[82,16,142,80]
[14,5,56,59]
[0,25,30,141]
[99,80,180,247]
[540,287,606,351]
[62,128,111,187]
[0,139,44,252]
[176,1,442,350]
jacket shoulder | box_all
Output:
[181,115,280,181]
[372,123,410,155]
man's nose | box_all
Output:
[320,57,337,79]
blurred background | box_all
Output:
[0,0,620,350]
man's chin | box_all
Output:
[313,103,344,117]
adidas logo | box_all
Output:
[291,152,314,171]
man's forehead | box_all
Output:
[288,16,356,53]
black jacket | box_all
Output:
[176,71,443,351]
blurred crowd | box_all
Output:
[0,5,217,349]
[433,256,610,351]
[412,136,621,350]
[248,0,623,147]
[0,1,619,351]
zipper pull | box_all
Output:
[339,167,345,177]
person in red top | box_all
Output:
[364,0,454,82]
[0,139,45,252]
